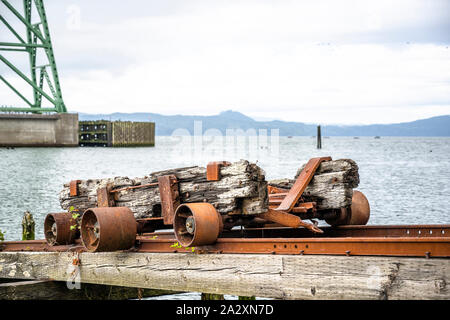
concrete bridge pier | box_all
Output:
[0,113,78,147]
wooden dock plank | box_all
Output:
[0,252,448,300]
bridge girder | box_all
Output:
[0,0,66,113]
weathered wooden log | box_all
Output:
[59,160,268,218]
[269,159,359,210]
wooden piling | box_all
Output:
[317,125,322,149]
[21,211,35,241]
[239,296,256,300]
[79,120,155,147]
[201,293,224,300]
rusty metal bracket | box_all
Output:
[260,209,323,233]
[109,182,159,193]
[262,157,332,233]
[69,180,81,197]
[96,184,115,207]
[277,157,331,212]
[158,175,180,225]
[207,161,231,181]
[291,202,317,214]
[268,185,289,195]
[136,217,166,234]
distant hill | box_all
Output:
[78,110,450,137]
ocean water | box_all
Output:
[1,136,449,240]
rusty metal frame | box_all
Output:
[136,236,450,258]
[96,184,115,207]
[206,161,231,181]
[109,182,159,194]
[2,225,449,258]
[137,224,450,257]
[260,157,332,232]
[259,209,322,233]
[69,180,81,197]
[239,224,450,239]
[157,175,180,225]
[277,157,331,211]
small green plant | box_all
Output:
[170,241,196,253]
[69,206,81,231]
[0,229,5,242]
[72,213,80,220]
[170,241,183,249]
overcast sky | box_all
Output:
[1,0,450,124]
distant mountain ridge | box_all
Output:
[78,110,450,136]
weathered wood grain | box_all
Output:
[59,160,268,218]
[0,252,448,300]
[269,159,359,210]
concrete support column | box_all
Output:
[0,113,78,147]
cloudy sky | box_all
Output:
[1,0,450,124]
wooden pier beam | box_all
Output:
[0,251,448,300]
[0,279,176,300]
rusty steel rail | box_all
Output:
[136,224,450,258]
[1,225,450,258]
[239,224,450,238]
[136,236,450,258]
[0,239,83,252]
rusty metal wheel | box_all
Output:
[44,212,79,245]
[80,207,137,252]
[347,190,370,225]
[326,190,370,226]
[173,203,222,247]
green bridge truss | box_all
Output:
[0,0,66,113]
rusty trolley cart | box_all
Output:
[2,157,449,258]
